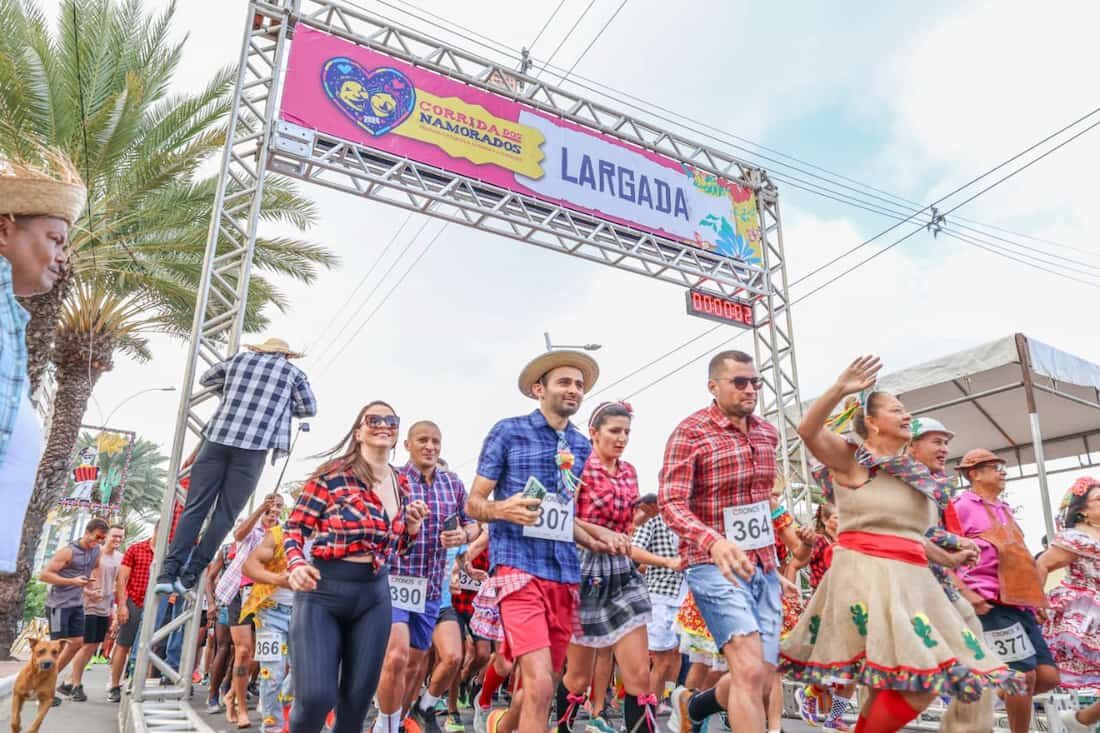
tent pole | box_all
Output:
[1016,333,1056,540]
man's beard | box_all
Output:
[550,394,580,418]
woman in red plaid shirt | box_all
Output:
[282,401,429,733]
[555,401,682,733]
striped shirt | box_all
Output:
[200,351,317,461]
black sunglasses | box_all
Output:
[719,376,763,390]
[364,414,401,429]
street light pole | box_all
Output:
[543,331,602,352]
[97,386,177,426]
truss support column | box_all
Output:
[126,0,297,719]
[752,187,811,517]
[1015,333,1055,540]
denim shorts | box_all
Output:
[685,563,781,665]
[977,602,1054,672]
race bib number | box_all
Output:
[523,493,575,543]
[389,575,428,613]
[457,567,482,592]
[722,500,774,551]
[984,623,1036,663]
[254,631,285,663]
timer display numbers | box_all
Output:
[685,290,754,329]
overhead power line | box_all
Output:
[612,110,1100,401]
[366,0,1093,267]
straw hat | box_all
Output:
[245,337,303,359]
[517,350,599,399]
[0,144,86,224]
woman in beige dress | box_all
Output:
[780,356,1022,733]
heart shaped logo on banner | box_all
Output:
[321,57,415,137]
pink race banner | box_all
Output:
[280,26,763,266]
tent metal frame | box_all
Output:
[121,2,810,730]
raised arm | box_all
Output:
[798,356,882,471]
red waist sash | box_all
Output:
[837,531,928,567]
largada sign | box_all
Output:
[280,27,764,267]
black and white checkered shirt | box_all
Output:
[632,515,683,599]
[200,352,317,461]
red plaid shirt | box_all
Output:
[284,466,413,570]
[658,403,779,570]
[808,535,833,590]
[121,539,155,609]
[578,455,639,534]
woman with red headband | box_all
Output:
[781,356,1023,733]
[553,401,682,733]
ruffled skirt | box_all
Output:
[780,546,1025,702]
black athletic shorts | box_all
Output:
[117,599,143,648]
[47,606,85,640]
[83,613,111,644]
[226,589,255,628]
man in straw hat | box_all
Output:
[0,143,83,575]
[466,349,624,733]
[155,337,316,595]
[947,448,1059,733]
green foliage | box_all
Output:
[23,579,46,622]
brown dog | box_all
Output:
[10,638,67,733]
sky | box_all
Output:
[37,0,1100,550]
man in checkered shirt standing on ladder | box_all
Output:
[155,337,317,596]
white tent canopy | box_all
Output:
[864,333,1100,536]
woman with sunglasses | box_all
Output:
[283,402,430,733]
[781,356,1023,733]
[554,401,682,733]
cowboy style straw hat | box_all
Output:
[0,144,86,224]
[517,350,599,399]
[246,337,303,359]
[956,448,1004,472]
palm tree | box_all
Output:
[0,0,340,656]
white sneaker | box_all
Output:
[667,687,691,733]
[1061,710,1094,733]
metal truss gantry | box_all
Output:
[122,1,808,730]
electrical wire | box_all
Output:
[534,0,600,78]
[315,222,449,376]
[356,0,1092,264]
[305,211,415,360]
[528,0,568,55]
[555,0,630,84]
[615,114,1100,400]
[310,216,433,364]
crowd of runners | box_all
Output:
[35,345,1100,733]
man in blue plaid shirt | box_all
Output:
[156,337,316,593]
[0,145,83,575]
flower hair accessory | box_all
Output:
[1057,476,1100,529]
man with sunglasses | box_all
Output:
[155,338,316,597]
[658,350,781,733]
[373,420,478,733]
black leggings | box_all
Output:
[290,560,392,733]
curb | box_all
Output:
[0,672,14,702]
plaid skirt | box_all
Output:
[572,549,651,648]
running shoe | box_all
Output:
[445,712,465,733]
[57,682,74,697]
[584,714,616,733]
[1060,709,1094,733]
[410,704,445,733]
[656,702,672,717]
[822,718,851,732]
[205,696,221,714]
[668,687,705,733]
[70,684,87,702]
[473,704,491,733]
[108,687,122,704]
